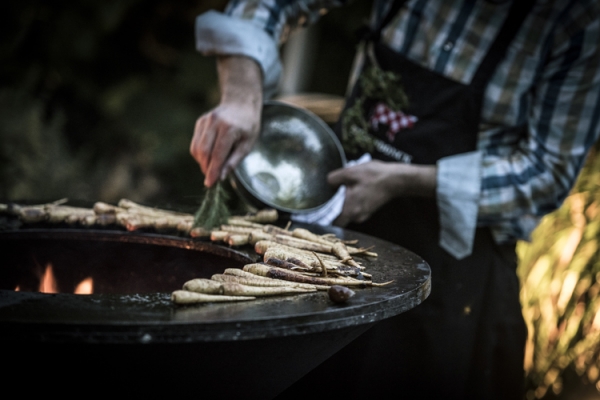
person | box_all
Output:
[190,0,600,398]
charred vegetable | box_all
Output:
[328,285,356,304]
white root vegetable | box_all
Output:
[226,218,265,229]
[221,281,314,296]
[291,228,335,246]
[248,230,273,245]
[182,277,313,296]
[293,228,377,257]
[219,225,257,234]
[222,268,329,290]
[183,278,223,294]
[234,209,278,223]
[189,226,211,238]
[93,202,126,215]
[264,257,311,271]
[243,263,393,287]
[262,246,364,275]
[210,230,230,242]
[118,198,193,218]
[271,234,334,253]
[256,240,341,262]
[262,224,293,236]
[171,290,255,304]
[227,234,250,246]
[211,273,328,291]
[313,252,328,277]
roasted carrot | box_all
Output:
[210,230,230,242]
[183,277,313,296]
[219,225,257,234]
[256,240,341,262]
[93,202,125,215]
[262,224,293,236]
[293,227,377,257]
[221,281,314,296]
[313,252,328,277]
[248,230,274,245]
[211,273,325,290]
[243,263,393,287]
[183,278,224,294]
[221,269,331,291]
[226,217,265,229]
[235,209,278,223]
[265,257,311,271]
[226,233,250,246]
[262,247,362,274]
[171,290,255,304]
[273,234,335,253]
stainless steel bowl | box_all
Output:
[232,100,346,214]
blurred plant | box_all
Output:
[518,140,600,399]
[0,0,228,207]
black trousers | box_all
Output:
[276,228,527,400]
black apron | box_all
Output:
[277,1,532,399]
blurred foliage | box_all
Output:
[0,0,366,210]
[0,0,228,209]
[518,140,600,399]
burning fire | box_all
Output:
[14,263,94,294]
[39,264,58,293]
[75,277,94,294]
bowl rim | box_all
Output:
[232,100,347,214]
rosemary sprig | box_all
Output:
[193,181,231,230]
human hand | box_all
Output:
[190,55,263,187]
[328,161,437,227]
[191,102,261,187]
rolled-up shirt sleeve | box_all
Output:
[195,10,282,97]
[437,151,483,259]
[195,1,346,97]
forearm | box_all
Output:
[386,163,437,199]
[217,55,263,109]
[190,55,265,187]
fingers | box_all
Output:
[190,110,242,187]
[191,101,261,187]
[328,167,356,188]
[190,113,216,177]
[221,136,257,181]
[205,124,238,187]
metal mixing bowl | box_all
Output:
[232,100,346,214]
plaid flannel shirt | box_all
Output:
[195,0,600,258]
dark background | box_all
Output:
[0,0,371,209]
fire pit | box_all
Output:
[0,225,430,398]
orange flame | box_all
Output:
[75,277,94,295]
[39,264,58,293]
[14,263,95,294]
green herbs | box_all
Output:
[340,64,410,156]
[360,64,409,110]
[193,181,231,231]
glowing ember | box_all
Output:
[75,277,94,295]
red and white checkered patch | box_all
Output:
[369,102,418,143]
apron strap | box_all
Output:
[470,0,536,92]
